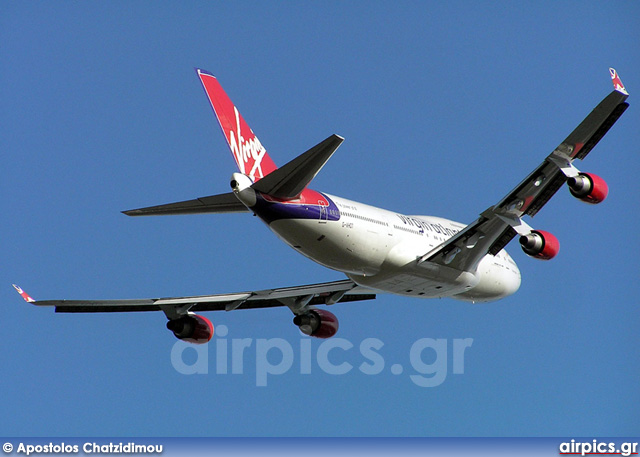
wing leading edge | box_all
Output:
[420,68,629,273]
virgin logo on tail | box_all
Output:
[229,106,268,180]
[197,69,278,182]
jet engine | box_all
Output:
[568,172,608,204]
[166,314,214,344]
[519,230,560,260]
[293,309,339,338]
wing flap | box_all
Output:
[496,93,628,218]
[421,215,511,271]
[574,101,628,160]
[523,168,567,217]
[556,90,628,160]
[487,225,517,256]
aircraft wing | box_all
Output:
[13,280,375,319]
[420,69,629,273]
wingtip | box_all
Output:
[609,68,629,96]
[12,284,35,303]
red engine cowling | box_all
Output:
[568,172,608,204]
[166,314,214,344]
[519,230,560,260]
[293,309,339,339]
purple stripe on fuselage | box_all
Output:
[253,192,341,224]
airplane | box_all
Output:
[13,68,629,344]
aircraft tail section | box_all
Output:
[252,134,344,199]
[196,69,278,182]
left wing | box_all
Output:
[13,280,375,319]
[420,68,629,272]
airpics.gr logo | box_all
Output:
[170,325,474,387]
[229,106,268,180]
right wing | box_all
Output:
[13,280,376,319]
[419,68,629,272]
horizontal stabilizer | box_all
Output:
[251,134,344,200]
[123,192,248,216]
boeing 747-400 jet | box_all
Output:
[14,68,629,343]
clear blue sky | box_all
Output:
[2,2,638,437]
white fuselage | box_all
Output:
[264,193,521,303]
